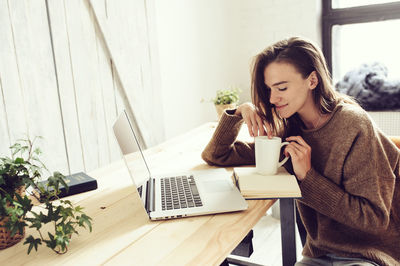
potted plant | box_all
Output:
[0,137,92,254]
[213,88,241,119]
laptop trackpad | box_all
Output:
[203,180,233,193]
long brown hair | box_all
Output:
[251,36,354,137]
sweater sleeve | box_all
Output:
[201,110,255,166]
[298,121,398,234]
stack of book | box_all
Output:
[233,167,301,199]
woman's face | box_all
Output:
[264,61,317,119]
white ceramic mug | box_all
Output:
[255,136,289,175]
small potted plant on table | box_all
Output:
[0,137,92,254]
[213,88,241,119]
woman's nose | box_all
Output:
[270,89,279,104]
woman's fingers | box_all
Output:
[244,107,263,137]
[245,117,254,137]
[284,136,312,180]
[238,102,273,137]
[238,103,255,136]
[288,141,308,155]
[264,121,273,138]
[248,113,272,137]
[285,137,311,158]
[286,136,311,149]
[284,144,299,158]
[250,114,259,137]
[244,113,258,137]
[255,115,266,136]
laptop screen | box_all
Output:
[113,110,152,187]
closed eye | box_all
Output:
[277,87,287,92]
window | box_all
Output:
[322,1,400,83]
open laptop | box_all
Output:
[112,110,248,220]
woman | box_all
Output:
[201,37,400,266]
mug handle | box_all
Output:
[277,142,290,167]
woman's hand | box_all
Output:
[235,102,272,138]
[284,136,312,181]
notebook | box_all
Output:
[233,167,301,199]
[113,110,248,220]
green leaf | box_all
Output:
[22,177,36,189]
[62,209,74,222]
[65,221,78,235]
[47,203,54,220]
[14,157,25,164]
[55,226,69,252]
[25,217,42,230]
[55,171,69,193]
[78,213,93,232]
[74,205,83,213]
[23,235,42,254]
[46,172,68,196]
[44,232,57,249]
[31,211,49,224]
[33,147,42,156]
[14,193,33,213]
[10,143,22,156]
[61,199,72,206]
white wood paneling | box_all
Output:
[46,0,85,174]
[0,0,29,156]
[0,76,11,158]
[0,0,157,174]
[63,0,111,172]
[94,38,122,164]
[4,0,68,174]
[89,0,165,148]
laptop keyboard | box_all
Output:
[160,175,203,210]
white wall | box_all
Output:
[155,0,322,139]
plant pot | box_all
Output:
[215,103,237,120]
[0,216,25,249]
[0,186,26,249]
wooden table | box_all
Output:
[1,123,284,265]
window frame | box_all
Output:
[322,1,400,74]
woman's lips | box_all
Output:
[275,104,288,110]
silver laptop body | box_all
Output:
[113,110,248,220]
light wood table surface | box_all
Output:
[0,122,276,266]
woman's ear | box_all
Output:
[308,71,319,90]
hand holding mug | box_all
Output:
[284,136,312,180]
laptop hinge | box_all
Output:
[233,171,240,191]
[145,178,155,213]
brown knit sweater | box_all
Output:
[201,103,400,266]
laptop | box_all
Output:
[112,110,248,220]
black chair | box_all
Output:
[221,202,307,266]
[221,230,255,266]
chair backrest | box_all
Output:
[389,136,400,149]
